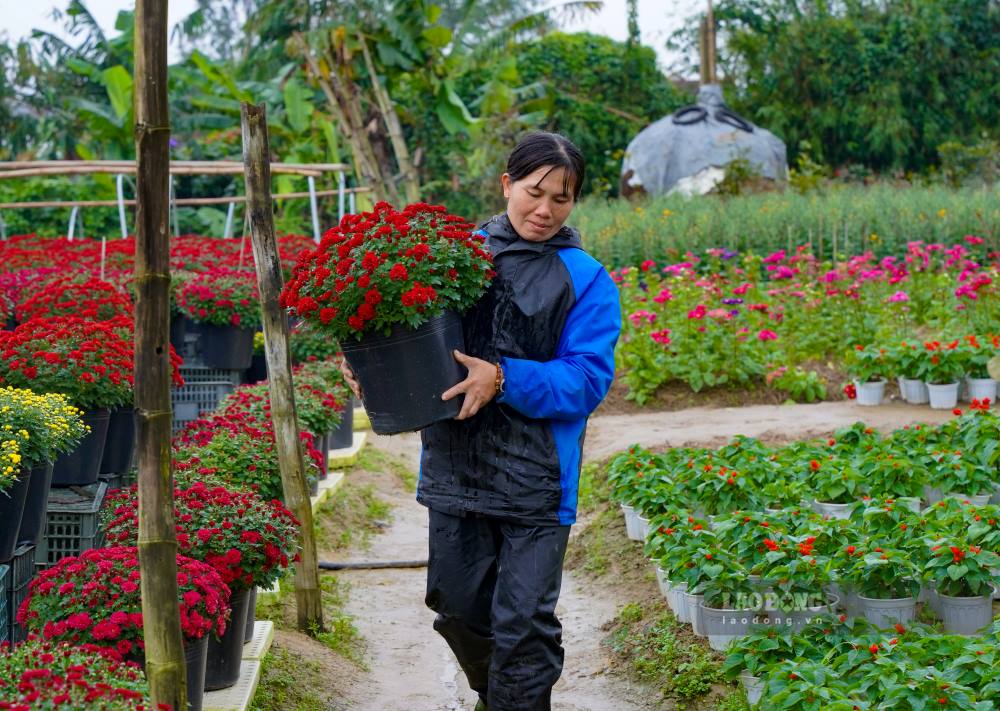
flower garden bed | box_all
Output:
[615,238,998,406]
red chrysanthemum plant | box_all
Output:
[17,546,231,658]
[102,480,301,592]
[281,201,495,341]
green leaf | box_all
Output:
[422,25,452,49]
[948,564,968,581]
[435,80,481,136]
[283,76,313,134]
[102,65,133,121]
[424,4,442,23]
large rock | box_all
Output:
[620,84,787,197]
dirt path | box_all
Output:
[335,400,954,709]
[335,432,654,711]
[584,400,953,460]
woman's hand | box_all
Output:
[338,356,363,400]
[441,350,498,420]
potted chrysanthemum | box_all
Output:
[101,481,299,690]
[18,546,230,711]
[0,316,134,485]
[281,202,495,434]
[0,387,89,558]
[175,266,261,369]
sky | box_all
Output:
[1,0,703,72]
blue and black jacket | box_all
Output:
[416,213,621,526]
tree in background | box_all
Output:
[695,0,1000,173]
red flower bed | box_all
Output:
[176,266,261,328]
[0,316,135,409]
[0,315,184,409]
[173,409,321,502]
[16,277,134,322]
[0,637,152,709]
[18,546,231,655]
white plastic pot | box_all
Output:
[620,504,643,541]
[854,379,886,406]
[686,591,706,636]
[811,499,854,520]
[966,377,998,404]
[937,591,993,635]
[636,514,651,541]
[740,673,764,706]
[926,381,959,410]
[899,377,929,405]
[856,593,917,627]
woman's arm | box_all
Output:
[498,261,621,421]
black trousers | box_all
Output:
[425,508,571,711]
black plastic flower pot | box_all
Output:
[196,323,254,370]
[52,408,110,487]
[0,469,31,562]
[317,438,328,481]
[341,311,465,435]
[243,588,257,644]
[204,587,252,690]
[245,353,268,384]
[17,461,53,547]
[130,637,207,711]
[185,635,209,711]
[100,406,136,476]
[169,314,188,353]
[328,397,354,450]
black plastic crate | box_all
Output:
[35,484,107,570]
[4,543,35,591]
[0,564,9,644]
[9,580,30,643]
[99,468,137,491]
[3,544,36,643]
[171,367,243,432]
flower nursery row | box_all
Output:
[607,410,1000,707]
[846,336,999,409]
[616,238,999,404]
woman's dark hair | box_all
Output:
[506,132,586,200]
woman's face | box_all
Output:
[501,165,576,242]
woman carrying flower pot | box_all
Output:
[342,132,621,711]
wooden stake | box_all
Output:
[241,102,324,632]
[133,1,187,708]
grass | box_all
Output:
[355,445,418,492]
[606,600,734,708]
[248,647,338,711]
[309,445,418,552]
[572,183,998,267]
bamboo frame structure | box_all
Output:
[0,161,369,242]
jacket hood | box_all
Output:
[479,213,582,258]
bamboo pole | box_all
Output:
[0,186,372,210]
[133,1,187,709]
[0,164,329,179]
[358,32,420,204]
[241,102,324,632]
